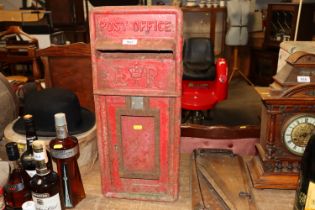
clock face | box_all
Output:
[283,115,315,156]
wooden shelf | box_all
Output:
[181,6,227,56]
[181,6,226,12]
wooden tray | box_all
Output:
[192,149,257,210]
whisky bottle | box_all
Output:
[294,134,315,210]
[30,141,64,210]
[0,187,5,210]
[20,114,37,178]
[49,113,85,208]
[20,114,53,174]
[4,142,32,210]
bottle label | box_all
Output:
[32,192,62,210]
[26,136,37,142]
[50,145,79,159]
[305,181,315,210]
[4,183,25,192]
[62,164,73,208]
[26,169,36,178]
[34,151,46,161]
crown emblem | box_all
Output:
[129,65,144,78]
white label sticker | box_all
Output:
[50,145,79,159]
[32,192,62,210]
[26,170,36,178]
[122,39,138,45]
[33,152,45,161]
[297,76,311,83]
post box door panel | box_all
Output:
[97,95,177,194]
[118,113,160,180]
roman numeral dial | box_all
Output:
[283,115,315,156]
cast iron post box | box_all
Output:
[89,6,183,201]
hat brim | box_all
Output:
[13,108,95,137]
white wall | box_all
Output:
[0,0,22,10]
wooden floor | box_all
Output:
[207,75,262,126]
[74,154,296,210]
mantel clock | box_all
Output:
[248,84,315,189]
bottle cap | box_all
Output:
[22,201,36,210]
[23,114,33,122]
[5,142,20,161]
[32,140,44,153]
[54,113,67,127]
[23,114,37,134]
[32,140,44,151]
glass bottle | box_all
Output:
[294,134,315,210]
[20,114,37,178]
[20,114,53,175]
[0,187,4,210]
[4,142,32,210]
[30,141,64,210]
[49,113,85,208]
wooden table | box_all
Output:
[73,154,295,210]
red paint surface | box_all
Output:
[182,58,228,110]
[90,6,182,201]
[121,116,156,174]
[95,58,175,92]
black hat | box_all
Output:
[13,88,95,137]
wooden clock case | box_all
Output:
[248,52,315,189]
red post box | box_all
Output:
[89,6,183,201]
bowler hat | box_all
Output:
[13,88,95,137]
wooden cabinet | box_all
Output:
[249,3,315,86]
[264,3,315,48]
[45,0,85,26]
[45,0,88,43]
[249,48,278,86]
[181,7,227,56]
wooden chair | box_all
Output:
[0,26,38,46]
[0,26,41,82]
[37,42,94,112]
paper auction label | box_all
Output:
[50,145,78,159]
[32,192,62,210]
